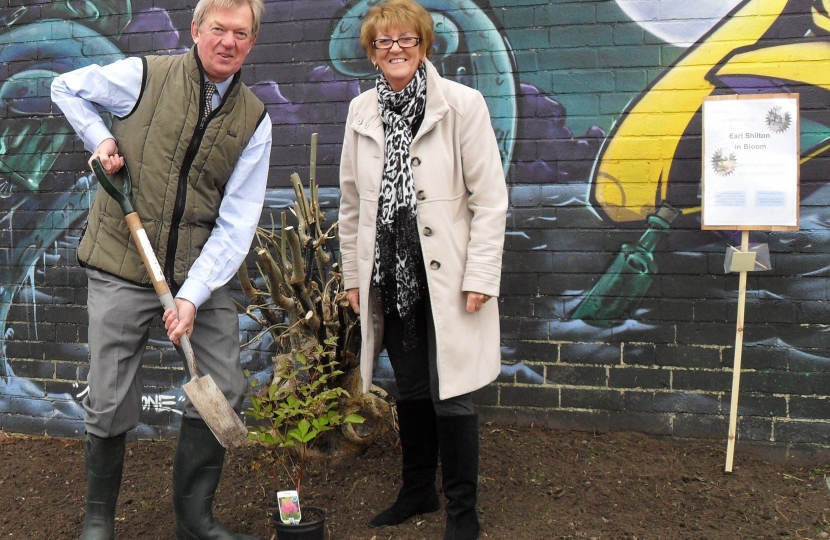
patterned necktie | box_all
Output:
[203,82,217,123]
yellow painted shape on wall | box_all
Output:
[813,3,830,33]
[592,0,789,223]
[715,41,830,91]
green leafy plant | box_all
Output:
[246,336,363,493]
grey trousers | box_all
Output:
[382,294,475,417]
[83,268,245,438]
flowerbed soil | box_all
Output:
[2,425,830,539]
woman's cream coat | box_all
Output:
[338,60,508,400]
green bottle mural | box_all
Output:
[572,204,681,322]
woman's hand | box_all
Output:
[347,288,360,314]
[465,292,491,314]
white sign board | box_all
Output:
[702,94,799,231]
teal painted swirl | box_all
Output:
[0,20,124,191]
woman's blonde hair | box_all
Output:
[359,0,434,61]
[193,0,264,38]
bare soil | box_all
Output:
[2,426,830,540]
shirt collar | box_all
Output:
[206,75,233,98]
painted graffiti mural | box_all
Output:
[1,0,829,441]
[0,1,189,437]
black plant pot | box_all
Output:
[272,506,326,540]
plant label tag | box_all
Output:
[277,490,301,524]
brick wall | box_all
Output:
[1,0,829,454]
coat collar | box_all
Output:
[350,59,450,147]
[414,59,450,145]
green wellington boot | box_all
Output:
[80,432,126,540]
[173,417,259,540]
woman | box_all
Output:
[338,0,507,538]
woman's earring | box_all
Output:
[374,63,378,71]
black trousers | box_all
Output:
[382,295,474,417]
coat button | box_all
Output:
[416,190,426,201]
[430,260,441,270]
[358,119,363,125]
[423,226,433,237]
[412,157,421,167]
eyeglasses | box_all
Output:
[372,37,420,49]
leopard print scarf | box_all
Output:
[373,62,428,326]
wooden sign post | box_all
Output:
[701,93,799,473]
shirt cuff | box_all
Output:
[83,124,116,154]
[176,279,211,310]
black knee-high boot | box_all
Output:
[437,414,480,540]
[80,433,126,540]
[173,417,259,540]
[368,399,441,527]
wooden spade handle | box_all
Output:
[124,212,200,379]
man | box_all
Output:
[51,0,270,538]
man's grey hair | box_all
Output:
[193,0,264,37]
